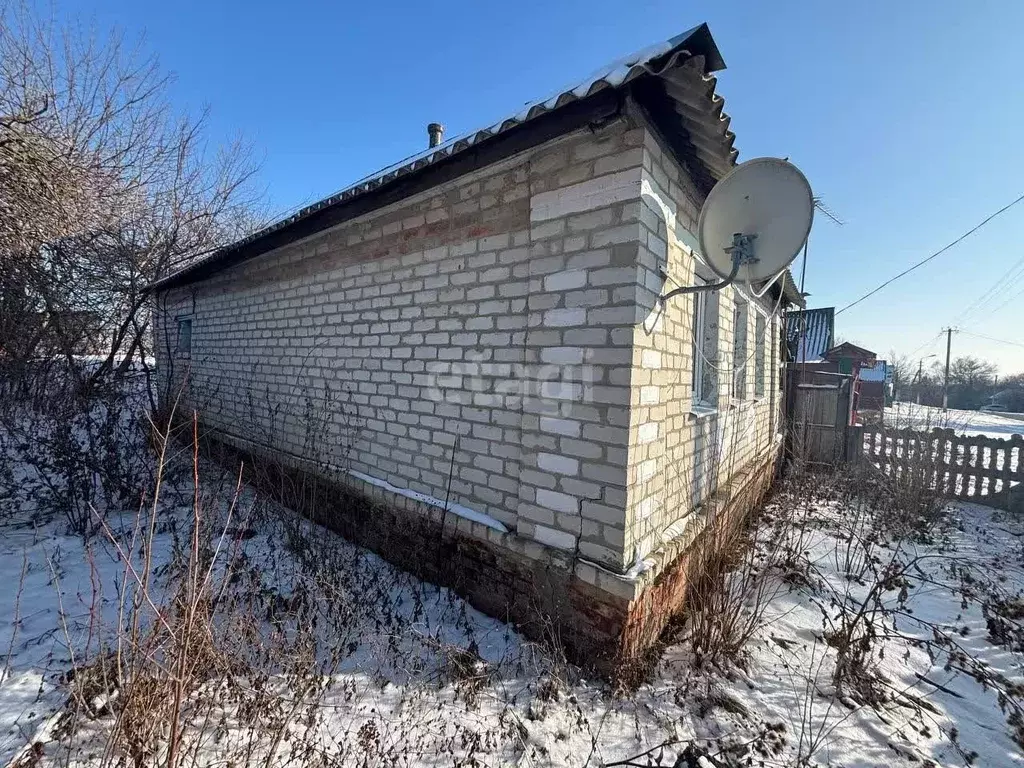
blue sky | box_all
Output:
[64,0,1024,373]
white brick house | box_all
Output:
[150,23,804,672]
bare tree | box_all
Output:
[886,349,912,400]
[1001,372,1024,388]
[938,355,998,410]
[0,1,264,392]
[948,356,997,389]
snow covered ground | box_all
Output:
[887,402,1024,439]
[3,461,1024,766]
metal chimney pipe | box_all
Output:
[427,122,444,148]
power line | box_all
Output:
[955,259,1024,327]
[906,330,944,360]
[983,283,1024,320]
[959,330,1024,350]
[836,191,1024,316]
[950,252,1024,327]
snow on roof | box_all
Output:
[150,22,736,292]
[859,360,889,382]
[787,307,835,363]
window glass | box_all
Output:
[691,278,719,407]
[691,289,707,402]
[754,313,766,397]
[177,318,192,355]
[732,300,748,399]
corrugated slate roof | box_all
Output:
[150,23,739,292]
[787,307,835,363]
[777,270,806,309]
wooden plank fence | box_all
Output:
[849,426,1023,509]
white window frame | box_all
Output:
[691,280,715,408]
[732,299,749,401]
[754,312,766,398]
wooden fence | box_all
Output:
[850,426,1023,508]
[786,370,853,465]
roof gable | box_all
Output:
[825,342,877,363]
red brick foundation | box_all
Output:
[616,456,779,670]
[190,424,778,680]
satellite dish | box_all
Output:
[697,157,813,285]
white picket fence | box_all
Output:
[851,426,1023,507]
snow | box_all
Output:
[0,516,180,762]
[887,402,1024,439]
[4,428,1024,764]
[735,499,1024,766]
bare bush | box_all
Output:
[667,456,823,674]
[38,421,355,766]
[0,1,263,397]
[0,367,159,531]
[682,501,799,670]
[11,411,570,767]
[863,403,951,534]
[0,2,264,534]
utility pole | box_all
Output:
[914,354,936,405]
[942,327,954,412]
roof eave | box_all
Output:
[779,270,806,308]
[146,88,625,293]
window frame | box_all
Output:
[691,288,707,404]
[731,298,749,401]
[176,317,193,357]
[753,311,767,398]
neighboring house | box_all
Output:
[823,341,876,376]
[786,331,881,427]
[987,388,1024,413]
[821,342,879,424]
[785,306,834,363]
[149,23,804,672]
[857,359,890,415]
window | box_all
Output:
[775,318,783,392]
[691,289,706,402]
[692,417,708,507]
[754,313,766,398]
[732,299,748,399]
[691,278,718,407]
[176,318,192,355]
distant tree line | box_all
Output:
[888,351,1024,411]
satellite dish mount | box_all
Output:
[660,158,813,303]
[663,232,757,299]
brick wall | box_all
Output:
[155,113,787,663]
[622,127,783,567]
[156,121,647,574]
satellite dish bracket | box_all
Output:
[660,233,758,302]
